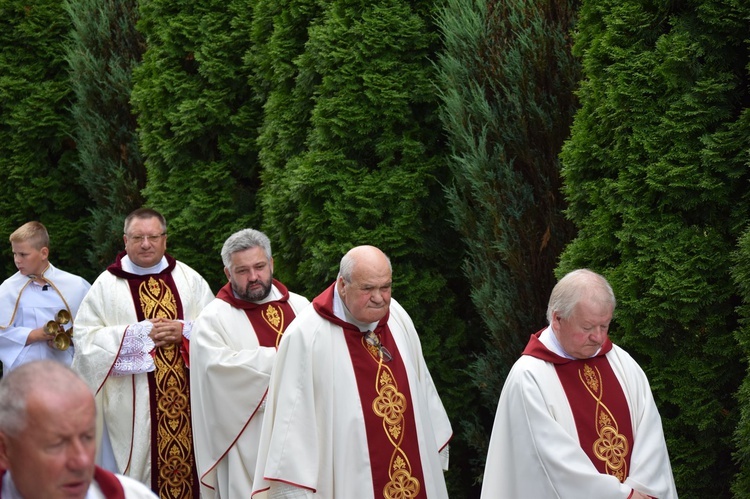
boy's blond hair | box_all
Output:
[9,221,49,250]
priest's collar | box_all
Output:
[120,254,168,275]
[333,282,379,332]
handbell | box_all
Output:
[45,309,73,351]
[45,319,60,335]
[55,309,72,325]
[53,331,72,351]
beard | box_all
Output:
[233,276,273,302]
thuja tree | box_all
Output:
[65,0,146,273]
[256,0,475,495]
[0,0,92,281]
[131,0,260,289]
[250,0,322,277]
[559,0,749,495]
[436,0,578,484]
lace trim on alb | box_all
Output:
[111,320,156,376]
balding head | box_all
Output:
[337,246,393,324]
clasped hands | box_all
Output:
[149,317,183,348]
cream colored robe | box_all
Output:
[190,288,310,498]
[71,261,213,486]
[480,327,678,499]
[252,297,452,499]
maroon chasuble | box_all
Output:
[216,279,297,348]
[107,252,198,498]
[0,467,125,498]
[522,331,634,482]
[312,284,427,499]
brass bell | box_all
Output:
[45,309,73,351]
[45,319,59,335]
[55,309,72,325]
[54,331,71,351]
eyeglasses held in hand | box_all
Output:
[363,330,393,363]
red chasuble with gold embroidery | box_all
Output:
[215,279,297,348]
[107,253,198,499]
[522,332,634,482]
[312,285,427,499]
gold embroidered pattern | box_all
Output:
[139,277,194,498]
[579,364,629,482]
[140,277,178,319]
[365,335,420,499]
[261,304,284,347]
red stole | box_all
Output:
[107,252,198,498]
[0,467,124,498]
[523,331,634,482]
[313,284,426,499]
[216,279,297,347]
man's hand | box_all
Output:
[149,318,183,348]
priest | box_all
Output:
[480,269,677,499]
[72,208,214,499]
[190,228,310,498]
[252,245,452,499]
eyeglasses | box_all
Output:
[126,233,166,243]
[363,330,392,363]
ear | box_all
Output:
[224,267,231,282]
[336,276,346,297]
[40,246,49,260]
[0,432,12,470]
[269,257,274,275]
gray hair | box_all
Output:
[221,229,272,269]
[0,361,89,437]
[338,246,392,282]
[546,268,616,323]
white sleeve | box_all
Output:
[268,482,314,499]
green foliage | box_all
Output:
[436,0,579,485]
[65,0,146,273]
[559,0,750,494]
[730,107,750,496]
[0,0,92,281]
[131,0,260,290]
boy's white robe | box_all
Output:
[190,286,310,499]
[0,263,90,370]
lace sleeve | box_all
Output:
[111,320,156,376]
[268,482,313,499]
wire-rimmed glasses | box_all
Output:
[363,330,393,363]
[126,233,166,244]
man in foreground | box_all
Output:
[481,268,677,498]
[191,229,310,498]
[0,360,157,498]
[72,208,214,498]
[0,221,90,371]
[253,245,452,498]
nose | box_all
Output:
[369,289,384,303]
[590,327,607,343]
[67,439,94,471]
